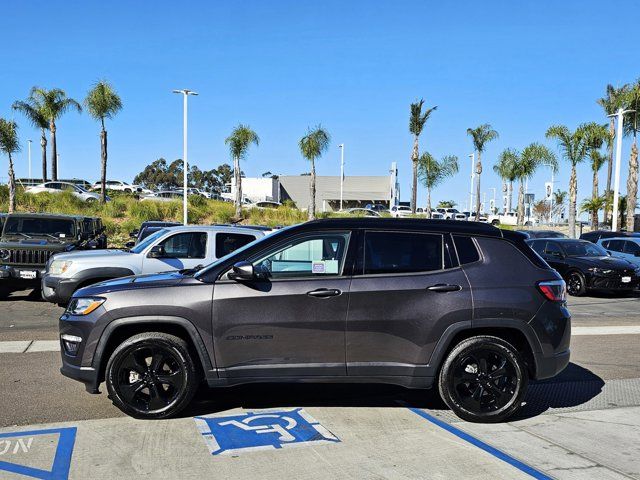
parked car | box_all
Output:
[92,180,143,193]
[81,217,107,249]
[60,218,570,423]
[435,208,460,220]
[517,230,568,239]
[453,213,467,221]
[249,201,281,209]
[43,225,264,305]
[527,238,639,296]
[597,237,640,267]
[141,191,183,202]
[345,208,380,217]
[127,221,182,248]
[187,188,211,199]
[580,229,640,243]
[390,205,413,218]
[25,181,105,202]
[0,213,91,297]
[364,203,387,212]
[431,212,445,220]
[468,213,488,223]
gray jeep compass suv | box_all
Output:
[59,218,570,423]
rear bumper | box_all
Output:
[534,349,571,380]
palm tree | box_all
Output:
[467,124,499,220]
[582,122,609,227]
[580,196,606,227]
[546,125,588,238]
[85,81,123,203]
[623,80,640,231]
[0,119,20,213]
[418,153,459,218]
[30,87,82,181]
[225,124,260,218]
[513,144,557,226]
[597,84,628,223]
[299,126,330,220]
[409,100,437,213]
[12,91,49,181]
[494,149,518,213]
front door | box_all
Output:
[141,230,209,273]
[346,230,472,377]
[212,231,353,378]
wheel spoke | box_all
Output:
[120,351,147,374]
[484,380,503,398]
[150,351,165,374]
[488,366,507,379]
[156,370,180,387]
[119,381,145,403]
[147,382,168,410]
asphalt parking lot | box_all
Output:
[0,290,639,479]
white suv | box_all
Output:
[41,225,264,305]
[91,180,143,193]
[26,182,103,202]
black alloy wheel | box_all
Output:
[438,336,528,423]
[567,271,586,296]
[105,332,199,419]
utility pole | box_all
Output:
[609,107,635,231]
[468,153,474,214]
[173,89,199,225]
[338,144,344,211]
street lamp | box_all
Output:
[609,107,635,231]
[543,163,556,225]
[468,153,475,214]
[27,140,32,179]
[338,144,344,211]
[173,89,198,225]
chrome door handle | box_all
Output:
[307,288,342,298]
[426,284,462,293]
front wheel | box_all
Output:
[105,332,199,419]
[566,271,586,296]
[438,336,528,423]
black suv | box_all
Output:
[59,218,571,423]
[0,213,89,297]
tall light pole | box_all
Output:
[27,140,32,179]
[338,144,344,211]
[609,108,635,231]
[468,153,475,213]
[489,187,496,214]
[543,163,555,224]
[173,89,198,225]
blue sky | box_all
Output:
[1,0,638,212]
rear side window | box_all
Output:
[604,239,624,252]
[624,241,640,255]
[453,235,480,264]
[364,231,442,274]
[216,233,256,258]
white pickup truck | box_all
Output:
[487,212,537,227]
[41,225,265,305]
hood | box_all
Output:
[53,249,131,261]
[0,237,74,250]
[75,271,187,297]
[572,255,635,270]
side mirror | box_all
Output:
[147,245,166,258]
[228,261,255,281]
[125,241,135,249]
[129,229,139,238]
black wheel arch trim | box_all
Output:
[91,316,214,383]
[72,267,136,284]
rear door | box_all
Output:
[346,230,471,377]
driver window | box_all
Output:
[544,242,563,257]
[252,233,350,279]
[159,232,207,259]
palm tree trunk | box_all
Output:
[40,129,47,182]
[100,125,108,203]
[8,153,16,213]
[411,136,419,214]
[508,181,513,213]
[568,165,577,238]
[592,169,599,228]
[50,121,57,181]
[426,185,432,219]
[604,118,615,223]
[517,179,525,226]
[626,139,638,232]
[474,151,482,220]
[309,159,316,220]
[234,155,242,218]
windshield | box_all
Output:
[3,217,75,238]
[130,229,168,254]
[563,241,608,257]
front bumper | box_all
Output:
[0,265,45,288]
[60,363,100,393]
[42,274,80,304]
[587,272,639,290]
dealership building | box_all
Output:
[225,162,400,212]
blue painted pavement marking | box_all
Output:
[0,427,76,480]
[408,408,551,480]
[195,408,340,455]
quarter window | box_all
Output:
[605,240,624,252]
[623,241,640,255]
[544,242,563,257]
[364,231,442,274]
[453,235,480,265]
[159,232,207,259]
[216,233,256,258]
[253,233,350,279]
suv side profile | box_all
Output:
[59,218,570,423]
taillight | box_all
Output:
[537,280,566,302]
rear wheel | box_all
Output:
[566,271,586,296]
[438,336,528,423]
[105,332,199,419]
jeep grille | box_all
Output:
[6,249,53,265]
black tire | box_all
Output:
[491,220,500,226]
[438,335,528,423]
[566,271,587,296]
[105,332,199,419]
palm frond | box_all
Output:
[225,124,260,160]
[409,99,437,136]
[85,80,123,122]
[0,119,21,155]
[466,124,499,152]
[299,125,330,162]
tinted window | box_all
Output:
[624,241,640,255]
[563,241,607,257]
[528,240,545,255]
[544,242,563,257]
[3,217,75,237]
[253,233,350,279]
[159,232,207,259]
[605,240,624,252]
[216,233,256,258]
[364,231,442,274]
[453,235,480,264]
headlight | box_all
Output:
[588,267,612,275]
[0,249,10,260]
[49,260,73,275]
[65,297,105,316]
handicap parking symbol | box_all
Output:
[194,408,340,455]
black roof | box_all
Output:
[298,218,506,237]
[526,238,587,243]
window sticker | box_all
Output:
[312,261,326,274]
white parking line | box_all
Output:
[0,341,32,353]
[572,326,640,336]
